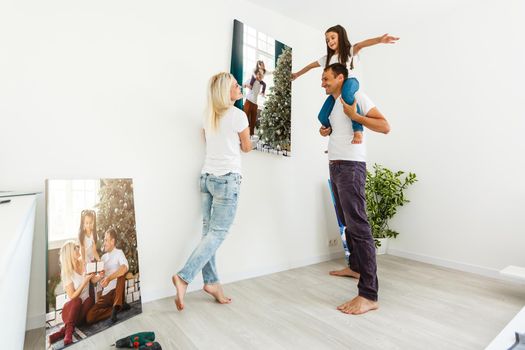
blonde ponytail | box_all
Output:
[206,72,235,131]
[59,241,77,286]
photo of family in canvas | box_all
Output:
[231,19,292,156]
[45,179,142,349]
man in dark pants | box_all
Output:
[320,63,390,315]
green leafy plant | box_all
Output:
[365,164,417,247]
[46,274,61,312]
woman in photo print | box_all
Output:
[48,241,95,345]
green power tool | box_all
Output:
[112,332,156,348]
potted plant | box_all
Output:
[365,164,417,254]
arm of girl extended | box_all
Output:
[92,244,100,262]
[80,244,87,265]
[291,61,320,81]
[353,34,399,55]
[243,76,255,89]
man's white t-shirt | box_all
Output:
[245,79,264,105]
[101,248,128,296]
[328,91,375,162]
[202,106,249,176]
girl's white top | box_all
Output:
[84,234,95,262]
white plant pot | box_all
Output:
[376,238,389,255]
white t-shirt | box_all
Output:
[318,47,359,78]
[84,235,95,262]
[101,248,129,296]
[244,79,264,105]
[328,91,375,162]
[63,271,90,302]
[201,106,249,176]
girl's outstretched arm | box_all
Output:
[292,61,320,81]
[92,244,100,262]
[353,34,399,56]
[80,244,87,265]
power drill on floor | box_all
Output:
[138,342,162,349]
[112,332,161,349]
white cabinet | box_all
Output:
[0,195,37,350]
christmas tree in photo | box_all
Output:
[96,179,139,275]
[257,46,292,153]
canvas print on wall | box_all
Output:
[45,179,141,349]
[231,19,292,156]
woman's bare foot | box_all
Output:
[203,284,232,304]
[337,296,378,315]
[351,131,363,144]
[171,274,188,311]
[329,267,360,279]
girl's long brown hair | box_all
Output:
[78,209,97,249]
[325,25,354,70]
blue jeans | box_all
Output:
[177,172,241,285]
[318,77,363,131]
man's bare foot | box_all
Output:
[203,284,232,304]
[329,267,360,279]
[337,296,378,315]
[171,274,188,311]
[351,131,363,144]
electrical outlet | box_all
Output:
[328,239,339,247]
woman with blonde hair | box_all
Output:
[171,72,252,311]
[48,241,95,345]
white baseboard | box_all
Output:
[27,251,345,331]
[387,248,524,283]
[142,250,345,304]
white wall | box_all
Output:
[358,1,525,274]
[0,0,344,330]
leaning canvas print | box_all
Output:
[231,19,292,156]
[45,179,142,349]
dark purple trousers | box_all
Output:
[329,160,378,301]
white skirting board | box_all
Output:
[387,248,525,283]
[500,266,525,281]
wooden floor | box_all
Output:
[26,255,525,350]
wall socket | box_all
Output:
[328,239,339,247]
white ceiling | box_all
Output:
[244,0,471,37]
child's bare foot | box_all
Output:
[203,284,232,304]
[171,274,188,311]
[329,267,360,279]
[351,131,363,144]
[337,296,378,315]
